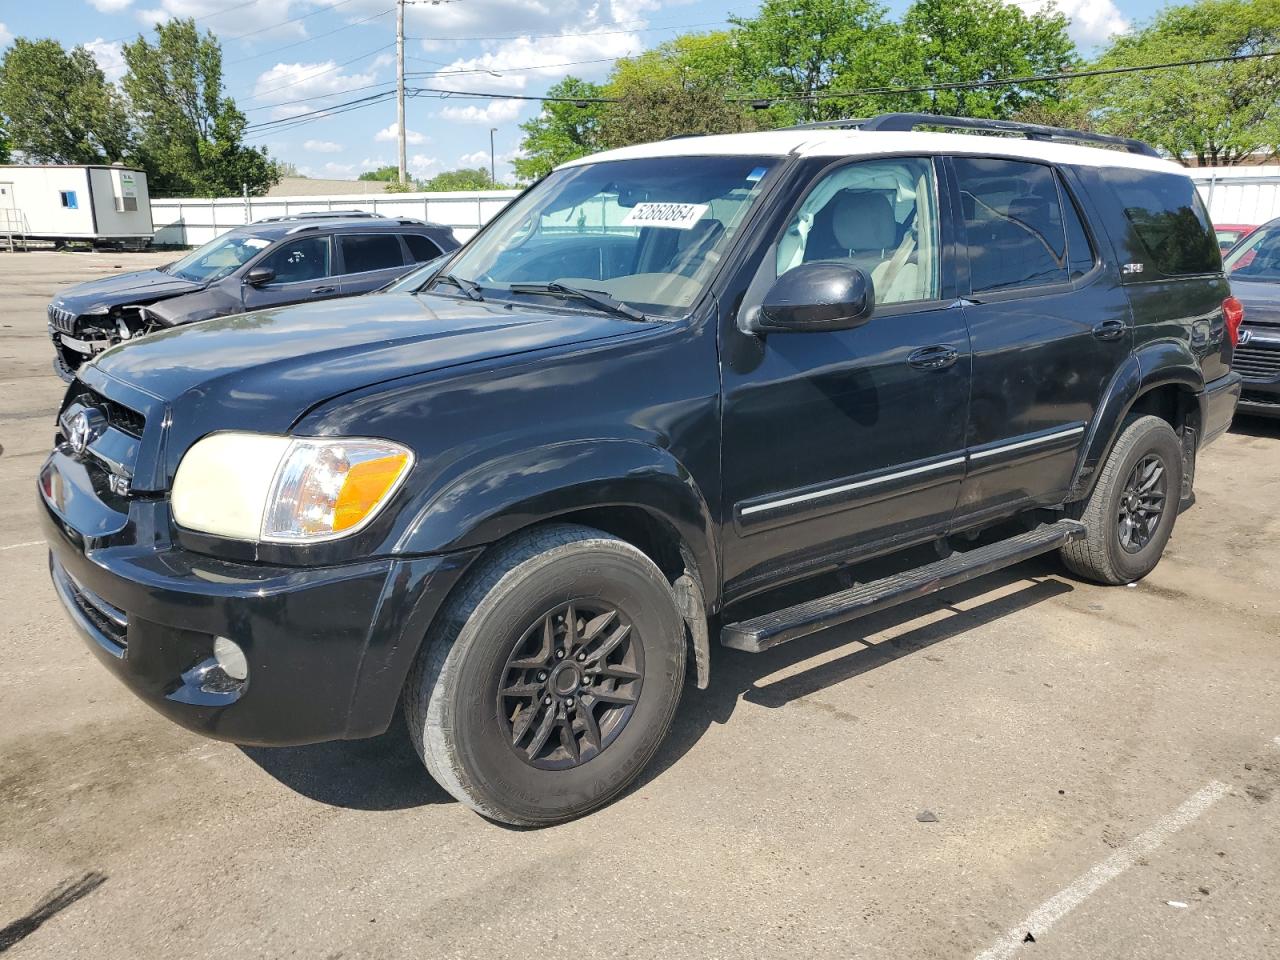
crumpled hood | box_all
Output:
[88,292,656,466]
[1231,278,1280,328]
[52,269,204,313]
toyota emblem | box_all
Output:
[1237,328,1253,346]
[66,408,106,458]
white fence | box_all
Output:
[1191,166,1280,225]
[150,189,521,247]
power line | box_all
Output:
[404,17,728,45]
[227,7,393,64]
[224,0,365,43]
[244,41,395,99]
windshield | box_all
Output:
[377,254,448,293]
[439,155,777,317]
[1225,223,1280,282]
[165,233,274,283]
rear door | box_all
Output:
[336,232,411,293]
[240,235,336,311]
[947,155,1132,528]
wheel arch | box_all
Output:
[1069,346,1203,501]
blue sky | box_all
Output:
[0,0,1169,188]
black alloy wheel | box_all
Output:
[1116,453,1167,553]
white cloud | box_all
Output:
[253,60,379,117]
[458,150,491,167]
[303,139,344,153]
[321,161,358,178]
[85,38,127,83]
[438,99,523,125]
[409,154,441,177]
[136,0,308,40]
[88,0,134,11]
[1009,0,1129,45]
[375,122,428,145]
[0,23,11,48]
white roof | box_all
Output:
[560,128,1184,175]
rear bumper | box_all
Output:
[41,478,476,746]
[1199,370,1242,444]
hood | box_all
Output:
[1231,278,1280,328]
[53,269,205,313]
[89,293,656,466]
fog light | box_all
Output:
[212,636,248,681]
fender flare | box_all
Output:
[1069,341,1203,500]
[395,437,720,612]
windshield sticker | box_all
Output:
[621,202,709,230]
[244,238,272,250]
[746,167,768,182]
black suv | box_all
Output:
[40,115,1242,825]
[47,211,459,381]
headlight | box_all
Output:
[171,433,414,543]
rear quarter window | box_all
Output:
[1097,169,1220,277]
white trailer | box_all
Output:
[0,164,153,248]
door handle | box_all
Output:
[908,344,959,371]
[311,285,337,295]
[1092,319,1126,341]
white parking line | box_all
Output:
[0,540,42,552]
[974,780,1231,960]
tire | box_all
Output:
[1060,414,1184,585]
[404,523,686,826]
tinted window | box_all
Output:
[339,233,406,273]
[404,233,442,262]
[259,236,330,283]
[954,157,1068,293]
[775,156,941,304]
[1101,170,1219,276]
[1060,179,1095,279]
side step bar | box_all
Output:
[721,520,1086,653]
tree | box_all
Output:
[601,33,761,147]
[274,160,305,178]
[422,167,498,191]
[0,38,132,163]
[358,165,403,182]
[892,0,1078,119]
[729,0,900,124]
[1083,0,1280,165]
[513,77,605,181]
[122,19,277,196]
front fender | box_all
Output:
[395,439,720,601]
[1069,341,1203,499]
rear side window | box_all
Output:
[339,233,406,273]
[953,157,1068,293]
[1100,170,1219,276]
[404,233,442,263]
[1061,179,1096,280]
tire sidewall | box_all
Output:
[1099,420,1183,582]
[442,541,684,825]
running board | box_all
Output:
[721,520,1086,653]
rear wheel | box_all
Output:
[404,524,685,825]
[1061,415,1183,585]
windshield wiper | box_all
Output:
[432,273,484,301]
[508,282,648,322]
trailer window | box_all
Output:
[60,191,78,210]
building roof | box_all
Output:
[561,128,1185,175]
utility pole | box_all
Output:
[489,127,497,185]
[396,0,407,187]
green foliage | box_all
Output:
[422,167,501,191]
[512,77,606,181]
[892,0,1078,119]
[1084,0,1280,165]
[358,165,405,182]
[122,19,277,196]
[601,33,760,147]
[0,38,132,163]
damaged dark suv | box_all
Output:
[47,212,459,381]
[42,115,1243,826]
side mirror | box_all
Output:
[742,261,875,334]
[244,266,275,286]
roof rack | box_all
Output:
[788,112,1160,158]
[253,210,386,224]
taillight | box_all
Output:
[1223,296,1245,347]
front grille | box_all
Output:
[67,387,146,438]
[1233,344,1280,381]
[48,304,78,334]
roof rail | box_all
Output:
[797,113,1159,157]
[253,210,386,224]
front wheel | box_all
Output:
[1061,415,1184,585]
[404,524,686,825]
